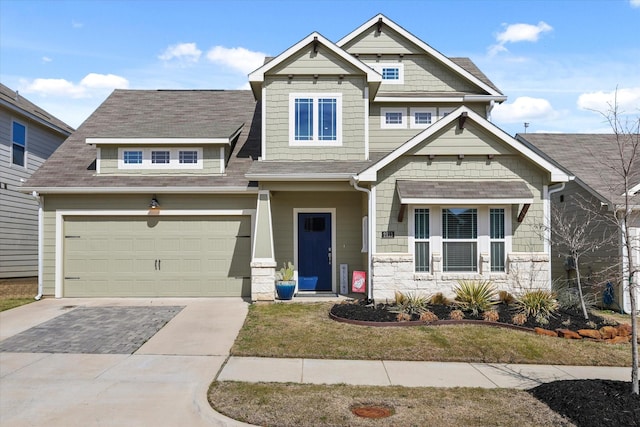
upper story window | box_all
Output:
[11,121,27,167]
[380,108,407,129]
[410,107,437,129]
[367,63,404,85]
[118,147,203,169]
[289,93,342,146]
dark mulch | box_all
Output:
[529,380,640,427]
[330,299,617,332]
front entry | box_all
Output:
[297,212,332,291]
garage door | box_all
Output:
[63,216,251,297]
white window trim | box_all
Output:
[366,63,404,84]
[410,107,437,129]
[489,207,508,272]
[10,119,28,168]
[118,147,204,170]
[380,107,407,129]
[438,107,456,121]
[289,93,342,147]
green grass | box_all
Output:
[0,298,34,312]
[231,302,631,366]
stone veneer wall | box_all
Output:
[251,260,277,301]
[371,252,550,301]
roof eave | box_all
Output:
[21,186,259,195]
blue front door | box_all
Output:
[298,212,332,291]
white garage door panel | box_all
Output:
[63,216,251,297]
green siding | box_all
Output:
[98,145,223,175]
[409,121,516,156]
[341,25,423,54]
[264,76,367,161]
[271,44,362,75]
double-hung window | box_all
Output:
[442,208,477,272]
[11,121,26,167]
[414,209,430,272]
[490,208,506,272]
[290,93,341,146]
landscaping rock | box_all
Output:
[606,336,631,345]
[534,327,558,337]
[577,329,602,340]
[599,326,618,339]
[555,329,582,339]
[616,323,631,337]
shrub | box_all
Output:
[396,313,412,322]
[553,280,598,311]
[390,291,429,316]
[449,309,464,320]
[429,292,451,306]
[511,312,528,325]
[498,290,516,305]
[453,280,498,316]
[516,289,559,322]
[419,310,439,323]
[483,309,500,322]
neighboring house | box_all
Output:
[0,83,74,279]
[23,14,570,300]
[518,133,640,313]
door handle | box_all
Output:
[158,259,161,270]
[155,259,158,270]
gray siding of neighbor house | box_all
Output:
[40,193,257,296]
[549,181,621,289]
[0,108,66,278]
[98,145,224,175]
[264,76,367,161]
[374,122,547,254]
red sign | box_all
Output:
[352,271,366,293]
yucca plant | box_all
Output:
[497,290,516,305]
[429,292,451,306]
[453,280,498,316]
[389,291,429,317]
[516,289,559,323]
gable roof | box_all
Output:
[23,90,261,193]
[0,83,74,135]
[248,32,382,100]
[517,133,640,208]
[356,106,571,183]
[337,14,503,97]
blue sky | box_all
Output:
[1,0,639,136]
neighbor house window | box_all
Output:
[123,150,143,164]
[442,208,477,272]
[490,208,506,272]
[380,108,407,129]
[410,108,437,129]
[151,150,170,164]
[289,93,342,146]
[414,209,430,272]
[179,150,198,164]
[11,121,26,167]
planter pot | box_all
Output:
[275,281,296,300]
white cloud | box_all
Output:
[72,20,83,29]
[492,96,557,123]
[206,46,266,74]
[158,42,202,64]
[631,0,640,8]
[489,21,553,55]
[21,73,129,99]
[42,56,52,63]
[577,87,640,113]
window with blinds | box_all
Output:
[442,208,477,272]
[414,209,430,272]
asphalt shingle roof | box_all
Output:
[518,133,640,206]
[0,83,74,134]
[396,180,533,201]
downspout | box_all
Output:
[546,183,565,287]
[32,191,44,300]
[350,176,373,302]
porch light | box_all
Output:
[149,195,160,209]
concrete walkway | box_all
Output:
[218,356,631,390]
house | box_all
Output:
[517,133,640,313]
[1,83,74,280]
[23,14,571,300]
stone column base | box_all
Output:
[251,260,277,302]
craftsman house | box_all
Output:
[1,83,73,279]
[24,14,570,300]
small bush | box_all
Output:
[483,310,500,322]
[553,280,598,311]
[498,290,516,305]
[396,312,412,322]
[429,292,451,306]
[419,310,439,323]
[516,290,559,322]
[512,312,528,325]
[449,309,464,320]
[453,280,498,316]
[390,291,429,316]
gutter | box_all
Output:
[31,191,44,300]
[350,176,373,302]
[20,186,258,195]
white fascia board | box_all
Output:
[464,95,508,103]
[336,14,501,96]
[245,173,353,181]
[400,197,534,205]
[20,186,258,194]
[248,32,381,84]
[86,137,233,145]
[373,95,506,103]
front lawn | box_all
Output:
[231,302,631,366]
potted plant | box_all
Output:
[275,261,296,300]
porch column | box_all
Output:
[251,190,276,301]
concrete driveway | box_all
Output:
[0,298,250,427]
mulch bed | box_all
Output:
[331,300,640,426]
